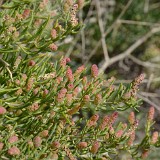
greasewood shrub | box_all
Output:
[0,0,160,159]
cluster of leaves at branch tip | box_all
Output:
[0,0,160,159]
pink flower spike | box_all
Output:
[91,64,99,78]
[8,135,18,143]
[8,146,20,156]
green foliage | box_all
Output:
[0,0,160,160]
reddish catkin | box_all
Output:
[67,83,74,90]
[141,150,149,159]
[28,60,36,66]
[60,58,67,67]
[66,57,71,63]
[131,74,145,97]
[123,92,131,99]
[66,93,73,104]
[73,87,79,97]
[51,28,57,39]
[67,105,81,115]
[87,114,99,127]
[147,106,155,122]
[0,106,6,115]
[91,64,99,78]
[26,78,34,91]
[28,140,34,148]
[109,126,114,134]
[57,88,67,102]
[66,0,73,6]
[151,131,159,144]
[127,131,135,146]
[70,4,79,26]
[0,143,4,151]
[109,112,118,125]
[83,95,90,103]
[66,67,74,82]
[56,76,63,84]
[33,136,42,148]
[90,114,99,122]
[77,142,87,149]
[116,130,123,138]
[8,135,18,143]
[43,89,49,97]
[128,112,135,125]
[90,141,100,154]
[8,146,20,156]
[99,115,110,130]
[64,146,77,160]
[16,88,23,95]
[33,87,39,95]
[74,65,85,75]
[22,9,30,19]
[82,76,87,85]
[22,73,27,81]
[49,43,58,51]
[51,141,60,149]
[15,79,20,85]
[77,0,84,9]
[94,94,102,105]
[40,130,49,138]
[29,103,39,111]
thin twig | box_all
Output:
[95,0,110,63]
[117,19,160,27]
[99,27,160,73]
[129,55,160,69]
[140,91,160,98]
[144,0,149,13]
[138,94,160,111]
